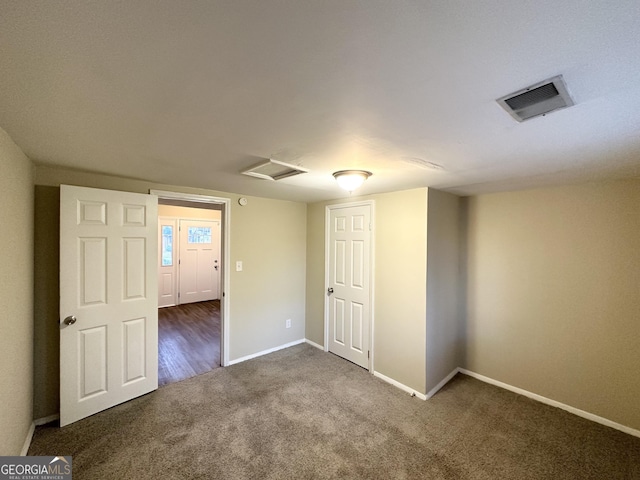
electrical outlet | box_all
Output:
[285,319,291,329]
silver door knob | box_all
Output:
[327,288,334,294]
[63,315,77,326]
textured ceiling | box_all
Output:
[1,1,640,202]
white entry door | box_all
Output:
[327,203,372,369]
[59,185,158,427]
[179,219,221,304]
[158,217,178,307]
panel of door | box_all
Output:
[179,219,221,304]
[59,185,158,427]
[158,217,178,307]
[327,203,372,369]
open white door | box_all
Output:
[60,185,158,427]
[326,202,372,369]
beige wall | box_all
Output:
[465,179,640,430]
[306,189,428,394]
[158,204,221,221]
[426,189,463,393]
[0,128,34,455]
[231,195,306,357]
[34,166,306,418]
[305,202,326,346]
[33,186,61,419]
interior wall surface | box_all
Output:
[0,127,34,454]
[465,179,640,430]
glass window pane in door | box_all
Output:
[161,225,173,266]
[187,226,212,244]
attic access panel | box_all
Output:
[241,159,309,181]
[497,75,574,122]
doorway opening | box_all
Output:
[151,190,231,386]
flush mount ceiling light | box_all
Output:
[333,170,372,192]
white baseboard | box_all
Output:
[20,422,35,456]
[34,414,59,426]
[20,414,60,456]
[459,368,640,439]
[426,367,460,399]
[373,371,427,400]
[228,339,306,365]
[304,339,324,350]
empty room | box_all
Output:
[1,1,639,479]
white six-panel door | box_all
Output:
[59,185,158,426]
[179,219,221,304]
[327,203,372,369]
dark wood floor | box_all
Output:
[158,300,221,386]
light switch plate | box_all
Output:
[235,261,243,272]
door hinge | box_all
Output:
[369,223,372,231]
[368,351,370,359]
[178,292,180,298]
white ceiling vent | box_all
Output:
[497,75,574,122]
[241,159,308,181]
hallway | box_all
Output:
[158,300,221,386]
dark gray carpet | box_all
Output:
[29,344,640,479]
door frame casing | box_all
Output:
[151,190,231,367]
[324,200,375,373]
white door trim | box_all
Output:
[324,200,375,373]
[150,190,231,367]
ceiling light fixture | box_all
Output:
[333,170,372,192]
